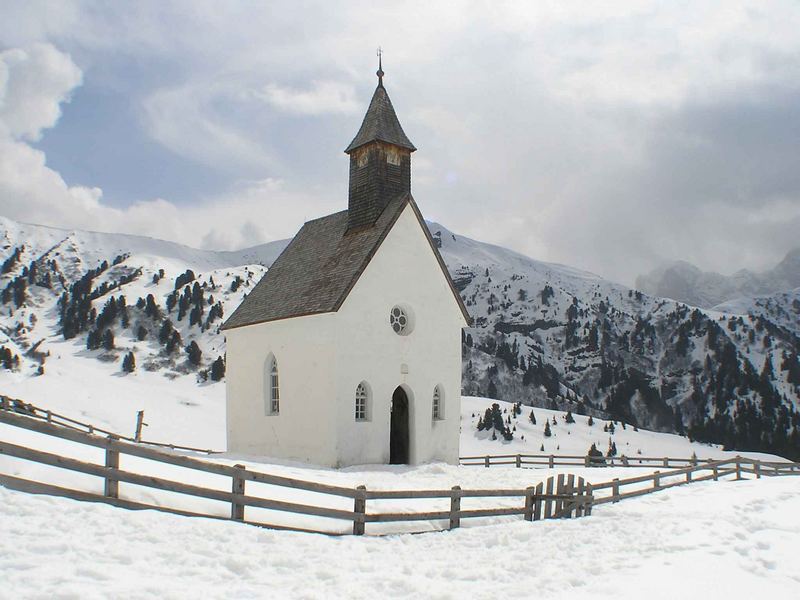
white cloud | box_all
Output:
[0,43,82,141]
[261,80,360,115]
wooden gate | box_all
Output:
[532,474,592,520]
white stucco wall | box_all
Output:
[332,203,465,466]
[225,202,467,467]
[225,312,338,465]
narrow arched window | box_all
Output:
[355,382,369,421]
[265,355,279,415]
[432,385,443,421]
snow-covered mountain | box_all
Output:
[635,248,800,309]
[1,215,798,460]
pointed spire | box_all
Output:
[376,46,384,87]
[344,54,416,154]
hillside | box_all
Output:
[430,222,800,459]
[1,215,798,460]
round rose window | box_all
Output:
[390,305,410,335]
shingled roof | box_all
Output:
[221,194,470,330]
[344,83,416,154]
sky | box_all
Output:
[0,1,799,286]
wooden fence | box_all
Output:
[0,396,219,454]
[0,406,592,536]
[461,451,800,507]
[460,452,800,473]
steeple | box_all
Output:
[345,58,415,231]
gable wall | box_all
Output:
[332,203,465,465]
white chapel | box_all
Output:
[221,63,470,467]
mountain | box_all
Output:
[1,215,799,460]
[636,248,800,308]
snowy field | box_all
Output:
[2,352,798,596]
[1,477,798,599]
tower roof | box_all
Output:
[344,82,416,154]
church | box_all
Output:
[221,63,470,467]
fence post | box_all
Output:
[484,455,490,468]
[754,461,761,479]
[231,464,246,521]
[449,486,462,529]
[621,455,629,467]
[544,476,554,519]
[612,478,620,503]
[735,457,742,480]
[104,434,120,499]
[353,485,366,535]
[575,478,585,517]
[533,482,544,521]
[713,464,719,481]
[584,483,594,516]
[516,454,521,468]
[524,486,535,521]
[46,410,52,423]
[134,410,146,443]
[584,455,590,467]
[565,474,575,518]
[663,457,669,468]
[549,455,554,469]
[0,396,8,411]
[653,470,661,490]
[555,474,565,517]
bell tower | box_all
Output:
[344,55,416,231]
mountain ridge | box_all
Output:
[636,248,800,308]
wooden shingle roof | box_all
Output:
[344,84,416,154]
[220,194,470,330]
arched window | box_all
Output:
[355,382,369,421]
[265,355,279,415]
[432,385,443,421]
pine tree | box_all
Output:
[588,415,594,426]
[186,341,202,366]
[122,352,136,373]
[543,421,552,437]
[606,440,618,457]
[529,410,536,425]
[565,410,575,424]
[159,320,173,344]
[210,355,226,381]
[587,443,604,466]
[102,329,114,351]
[137,325,148,341]
[166,330,181,354]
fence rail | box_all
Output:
[460,452,800,473]
[0,396,220,455]
[0,404,591,536]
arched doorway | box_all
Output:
[390,386,410,464]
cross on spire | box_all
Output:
[376,46,384,87]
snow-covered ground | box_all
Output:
[1,477,798,599]
[0,365,787,536]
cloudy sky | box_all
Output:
[1,1,799,285]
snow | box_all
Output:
[1,477,798,599]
